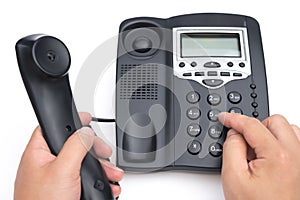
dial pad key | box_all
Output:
[228,91,242,104]
[208,109,221,122]
[187,140,202,155]
[209,143,223,157]
[187,123,201,137]
[207,93,221,106]
[208,125,223,139]
[186,91,200,103]
[187,107,201,120]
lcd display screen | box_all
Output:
[181,33,241,57]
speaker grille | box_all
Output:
[119,64,158,100]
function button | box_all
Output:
[204,61,221,68]
[179,62,185,67]
[187,123,201,137]
[187,107,201,120]
[233,73,243,77]
[251,102,258,108]
[195,72,205,76]
[207,93,221,106]
[191,61,197,67]
[252,111,259,118]
[251,93,257,98]
[208,109,221,122]
[202,79,224,87]
[227,62,234,67]
[208,125,223,139]
[220,72,230,76]
[250,83,256,89]
[187,140,202,155]
[229,107,243,114]
[209,143,223,157]
[186,91,200,104]
[183,72,192,76]
[207,71,218,76]
[239,62,245,68]
[228,91,242,104]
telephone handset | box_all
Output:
[116,13,269,172]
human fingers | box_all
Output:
[218,112,277,158]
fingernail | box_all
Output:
[218,112,227,124]
[78,127,95,151]
[227,129,238,138]
[102,160,124,173]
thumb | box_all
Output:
[222,129,249,177]
[54,127,95,173]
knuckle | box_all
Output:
[269,114,286,123]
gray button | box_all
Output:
[209,143,223,157]
[187,107,201,120]
[208,109,220,122]
[202,79,224,87]
[207,93,221,106]
[186,91,200,103]
[207,71,218,76]
[204,61,221,68]
[228,91,242,104]
[229,107,243,114]
[187,140,202,155]
[187,123,201,137]
[208,125,223,139]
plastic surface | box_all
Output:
[116,13,269,172]
[16,34,114,200]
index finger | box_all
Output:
[218,112,278,158]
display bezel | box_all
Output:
[180,33,242,58]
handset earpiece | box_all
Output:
[16,34,114,200]
[32,35,70,77]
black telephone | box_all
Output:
[116,13,269,172]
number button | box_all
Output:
[209,143,223,157]
[207,93,221,106]
[208,125,223,139]
[228,91,242,104]
[187,123,201,137]
[229,107,243,114]
[187,107,201,120]
[208,109,220,122]
[186,91,200,103]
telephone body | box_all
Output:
[116,13,269,172]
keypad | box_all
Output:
[185,89,246,157]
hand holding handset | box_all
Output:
[16,34,114,200]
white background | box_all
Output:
[1,0,300,199]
